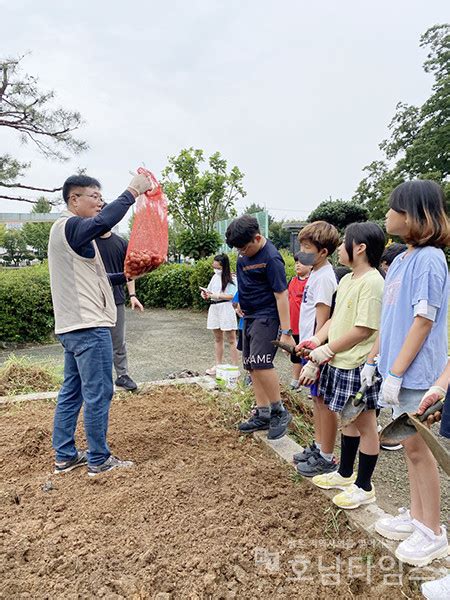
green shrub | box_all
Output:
[0,248,298,343]
[0,263,54,342]
[189,257,215,309]
[136,264,193,309]
[280,249,296,281]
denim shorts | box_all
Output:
[391,387,427,419]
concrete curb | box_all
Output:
[0,376,217,405]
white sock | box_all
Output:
[320,450,333,461]
[315,441,321,450]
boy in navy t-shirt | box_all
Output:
[225,215,295,439]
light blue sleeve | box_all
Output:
[411,253,448,309]
[227,282,237,296]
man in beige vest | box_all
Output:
[48,173,152,476]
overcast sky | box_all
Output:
[1,0,448,231]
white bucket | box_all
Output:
[216,364,240,389]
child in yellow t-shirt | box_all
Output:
[305,222,385,509]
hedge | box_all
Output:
[0,251,298,342]
[135,264,193,309]
[0,263,54,343]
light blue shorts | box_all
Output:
[391,387,427,419]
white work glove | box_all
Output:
[417,386,446,416]
[360,362,377,387]
[309,343,335,366]
[294,335,320,357]
[379,372,403,407]
[128,173,154,196]
[299,360,320,386]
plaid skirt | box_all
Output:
[319,363,380,413]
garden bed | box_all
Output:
[0,387,423,599]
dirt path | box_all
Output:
[0,388,425,599]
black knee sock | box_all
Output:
[355,452,378,492]
[338,434,360,478]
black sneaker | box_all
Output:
[268,409,292,440]
[115,374,138,391]
[54,450,87,474]
[296,453,338,477]
[293,442,319,464]
[87,455,134,477]
[238,409,270,433]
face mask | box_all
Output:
[296,251,318,266]
[214,268,222,276]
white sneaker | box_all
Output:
[422,573,450,600]
[332,484,376,509]
[395,520,448,567]
[312,470,356,490]
[375,507,414,541]
[380,442,403,451]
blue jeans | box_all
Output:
[53,327,113,465]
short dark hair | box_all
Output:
[389,180,449,248]
[225,215,260,248]
[298,221,340,256]
[381,242,407,266]
[344,222,386,268]
[62,175,101,203]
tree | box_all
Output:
[308,198,368,231]
[168,219,185,262]
[161,148,246,258]
[0,56,87,204]
[268,220,291,249]
[354,24,449,217]
[2,229,28,265]
[242,202,274,225]
[22,197,53,260]
[353,161,403,221]
[0,223,5,247]
[380,25,449,179]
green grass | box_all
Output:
[0,354,63,396]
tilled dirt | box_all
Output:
[0,388,424,599]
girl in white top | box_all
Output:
[201,254,238,376]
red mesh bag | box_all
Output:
[124,168,168,278]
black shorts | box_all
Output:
[242,317,280,371]
[290,333,301,364]
[237,329,243,352]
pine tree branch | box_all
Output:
[0,182,62,192]
[0,194,49,204]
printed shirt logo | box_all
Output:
[384,278,402,306]
[303,284,310,304]
[242,263,267,271]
